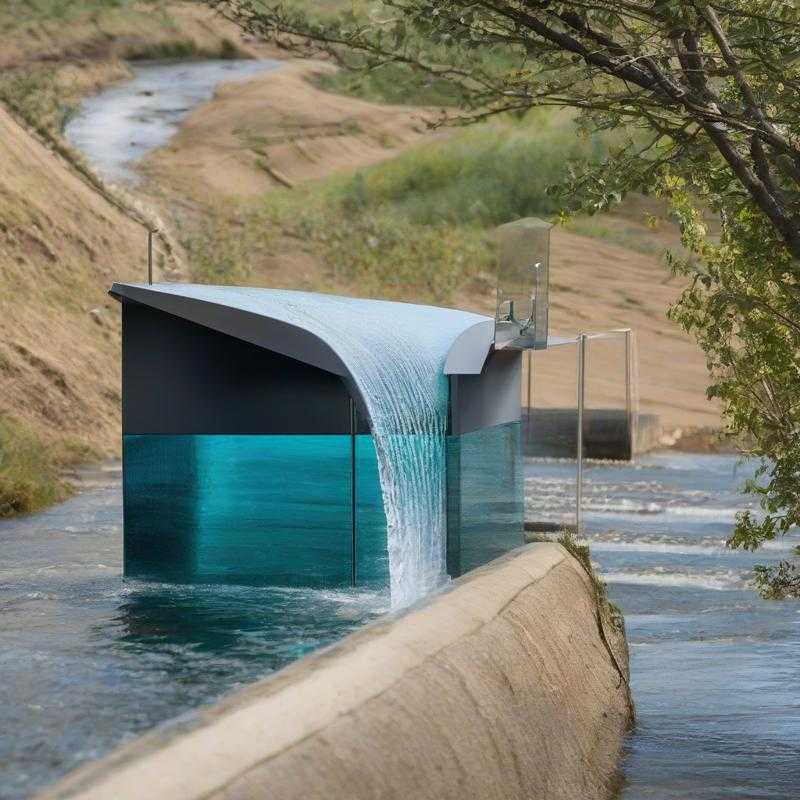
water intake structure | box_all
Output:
[112,221,549,607]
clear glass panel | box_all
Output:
[495,218,551,350]
[446,421,524,577]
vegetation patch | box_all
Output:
[252,110,612,302]
[0,417,72,517]
[186,203,263,286]
[0,68,81,136]
[753,560,800,601]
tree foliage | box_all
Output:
[211,0,800,595]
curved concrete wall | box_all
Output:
[41,543,632,800]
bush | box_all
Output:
[328,110,607,226]
[261,110,610,302]
[0,417,69,517]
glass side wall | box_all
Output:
[446,421,524,577]
[123,434,387,588]
[123,424,521,589]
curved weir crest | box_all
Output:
[142,285,488,608]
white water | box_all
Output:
[143,284,487,608]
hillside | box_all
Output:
[0,1,721,516]
[0,106,151,512]
[141,73,719,429]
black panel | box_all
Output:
[122,301,358,435]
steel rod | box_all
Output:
[147,230,153,285]
[625,328,633,460]
[576,332,587,535]
[526,349,532,445]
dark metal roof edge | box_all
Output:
[110,284,351,379]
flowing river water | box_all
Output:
[2,453,798,797]
[64,59,280,184]
[526,452,800,799]
[23,58,797,798]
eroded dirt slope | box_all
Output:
[0,106,148,458]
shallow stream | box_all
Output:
[63,59,280,184]
[526,452,800,798]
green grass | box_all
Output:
[186,204,264,285]
[319,63,470,107]
[0,0,147,30]
[0,414,101,518]
[326,110,607,226]
[0,68,80,135]
[0,417,68,517]
[251,110,613,302]
[562,215,667,257]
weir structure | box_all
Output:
[113,285,523,591]
[111,218,556,594]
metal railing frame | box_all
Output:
[528,328,637,535]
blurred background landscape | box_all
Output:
[0,0,719,516]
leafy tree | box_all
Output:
[211,0,800,595]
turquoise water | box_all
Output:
[122,284,489,607]
[123,434,387,587]
[0,466,390,799]
[123,422,524,590]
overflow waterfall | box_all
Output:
[149,286,487,608]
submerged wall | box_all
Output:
[40,543,633,800]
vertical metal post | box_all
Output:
[526,348,533,445]
[624,328,633,460]
[147,230,153,285]
[350,397,357,587]
[576,333,587,535]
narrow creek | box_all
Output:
[64,58,280,184]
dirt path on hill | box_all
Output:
[141,59,447,201]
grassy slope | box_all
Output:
[0,105,149,514]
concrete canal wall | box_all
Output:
[41,543,633,800]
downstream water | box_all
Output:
[526,452,800,799]
[0,463,389,799]
[64,59,279,184]
[2,453,798,797]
